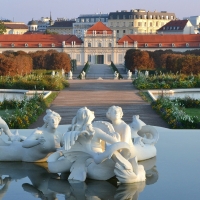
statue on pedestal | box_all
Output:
[114,71,119,79]
[127,70,132,79]
[68,70,73,80]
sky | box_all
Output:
[0,0,199,23]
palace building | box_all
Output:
[0,21,200,65]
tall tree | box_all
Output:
[0,21,6,34]
[124,49,155,71]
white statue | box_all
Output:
[48,106,148,183]
[145,70,149,77]
[127,70,132,79]
[0,109,63,162]
[51,71,55,76]
[80,71,86,79]
[68,70,73,80]
[114,71,119,79]
[0,106,159,184]
[61,68,65,77]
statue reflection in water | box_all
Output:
[0,157,158,200]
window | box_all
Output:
[98,43,101,47]
[171,16,174,19]
[91,18,94,22]
[144,15,147,19]
[123,30,126,33]
[149,15,152,19]
[150,22,152,26]
[123,15,126,19]
[110,15,113,19]
[81,18,84,22]
[88,43,91,47]
[86,18,89,22]
[101,18,104,22]
[107,54,111,62]
[108,43,112,47]
[156,22,159,26]
[76,54,80,62]
[123,22,126,26]
[88,54,91,62]
[117,30,119,33]
[117,15,119,19]
[166,16,169,20]
[138,22,142,26]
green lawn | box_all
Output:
[184,108,200,119]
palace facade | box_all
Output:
[0,22,200,65]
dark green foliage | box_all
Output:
[0,21,6,34]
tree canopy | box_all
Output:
[124,49,155,72]
[0,21,6,34]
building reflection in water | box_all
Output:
[0,157,158,199]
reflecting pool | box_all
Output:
[0,89,51,102]
[148,88,200,100]
[0,127,200,200]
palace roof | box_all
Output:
[118,34,200,48]
[86,21,113,34]
[0,34,82,48]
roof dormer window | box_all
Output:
[11,43,15,47]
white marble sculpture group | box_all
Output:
[0,106,159,184]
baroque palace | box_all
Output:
[0,22,200,65]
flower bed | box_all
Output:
[151,97,200,129]
[0,72,69,91]
[0,92,58,129]
[133,72,200,90]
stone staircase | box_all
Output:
[71,64,128,80]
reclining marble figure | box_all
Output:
[0,106,159,183]
[0,109,63,162]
